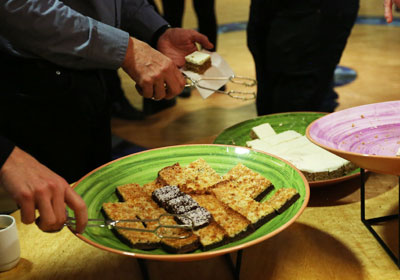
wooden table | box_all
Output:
[2,170,400,280]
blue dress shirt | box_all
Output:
[0,0,168,69]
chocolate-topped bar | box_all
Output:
[175,207,212,230]
[152,185,182,207]
[165,194,200,214]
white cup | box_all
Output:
[0,215,20,272]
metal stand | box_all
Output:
[135,250,244,280]
[360,168,400,268]
[137,258,150,280]
[224,250,243,280]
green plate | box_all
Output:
[68,144,309,261]
[214,112,361,187]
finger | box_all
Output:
[385,0,394,23]
[164,70,185,98]
[65,186,87,234]
[18,194,36,224]
[136,82,153,99]
[191,31,214,50]
[52,181,68,228]
[152,80,167,100]
[36,191,58,231]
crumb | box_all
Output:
[362,142,365,145]
[351,123,355,127]
[360,115,365,118]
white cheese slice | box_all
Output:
[247,122,350,175]
[251,123,276,139]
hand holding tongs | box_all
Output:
[185,75,257,100]
[66,213,194,239]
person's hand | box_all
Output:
[157,28,214,67]
[384,0,400,23]
[122,37,186,100]
[0,147,87,233]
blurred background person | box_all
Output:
[157,0,218,100]
[247,0,360,116]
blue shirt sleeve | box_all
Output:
[0,0,129,69]
[120,0,169,44]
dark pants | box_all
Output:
[247,0,359,115]
[0,54,112,183]
[161,0,217,51]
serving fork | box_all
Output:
[66,213,194,239]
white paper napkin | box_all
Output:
[181,51,235,99]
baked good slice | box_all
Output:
[193,221,227,251]
[185,51,212,74]
[174,206,212,230]
[181,158,222,194]
[157,159,222,194]
[116,183,149,202]
[151,185,213,230]
[141,179,164,197]
[152,185,183,208]
[223,163,274,201]
[212,180,276,229]
[102,202,160,250]
[164,193,200,214]
[266,188,300,214]
[157,163,187,188]
[155,215,200,254]
[192,194,253,242]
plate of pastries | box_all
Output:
[68,144,309,261]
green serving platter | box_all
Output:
[68,144,309,261]
[213,112,361,187]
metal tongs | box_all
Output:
[66,213,194,239]
[185,75,257,100]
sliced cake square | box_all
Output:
[141,179,164,197]
[181,158,222,194]
[102,202,160,250]
[164,194,200,214]
[193,220,227,251]
[266,188,300,214]
[154,215,200,254]
[157,159,222,194]
[157,163,187,187]
[151,185,183,208]
[212,180,276,229]
[185,51,212,74]
[174,206,212,230]
[223,163,274,201]
[192,194,253,242]
[116,183,146,202]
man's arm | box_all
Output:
[0,142,87,233]
[0,0,129,69]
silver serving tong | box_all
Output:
[185,75,257,100]
[66,213,194,239]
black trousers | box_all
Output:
[0,54,113,183]
[247,0,359,115]
[161,0,217,51]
